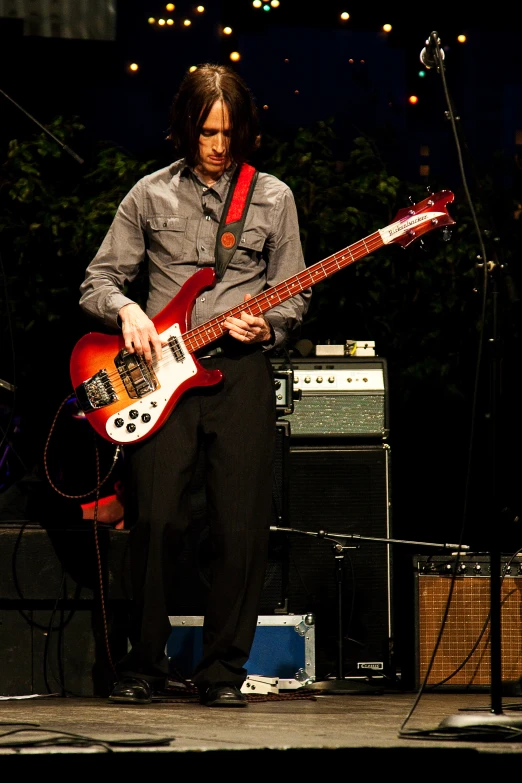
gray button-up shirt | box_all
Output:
[79,158,311,349]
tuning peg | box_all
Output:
[441,227,452,241]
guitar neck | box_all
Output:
[184,229,383,353]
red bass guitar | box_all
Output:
[70,190,455,445]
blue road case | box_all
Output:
[167,613,316,691]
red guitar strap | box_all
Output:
[215,163,258,279]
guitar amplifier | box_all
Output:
[414,553,522,689]
[270,356,389,439]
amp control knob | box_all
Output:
[316,376,323,383]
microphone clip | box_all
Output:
[420,31,445,71]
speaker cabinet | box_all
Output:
[415,554,522,689]
[0,527,131,697]
[281,441,393,681]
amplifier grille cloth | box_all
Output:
[418,576,522,686]
[289,395,386,437]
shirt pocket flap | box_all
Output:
[148,216,187,232]
[239,229,265,252]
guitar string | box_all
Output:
[84,194,450,395]
[94,232,385,395]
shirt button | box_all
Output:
[200,297,206,302]
[163,222,167,227]
[200,246,205,251]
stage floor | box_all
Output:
[3,686,522,767]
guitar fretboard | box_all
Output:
[183,230,384,353]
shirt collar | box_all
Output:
[184,161,237,201]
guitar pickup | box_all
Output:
[115,349,159,399]
[168,335,186,362]
[75,369,118,413]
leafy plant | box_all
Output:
[2,114,522,543]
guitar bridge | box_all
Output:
[75,369,118,413]
[115,349,159,399]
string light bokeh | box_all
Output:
[1,3,517,192]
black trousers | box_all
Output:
[118,347,276,690]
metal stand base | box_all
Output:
[439,712,522,729]
[308,677,385,695]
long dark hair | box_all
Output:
[168,64,260,167]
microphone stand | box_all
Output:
[0,87,84,164]
[270,524,469,694]
[418,31,522,732]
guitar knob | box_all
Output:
[141,413,151,423]
[126,423,136,433]
[114,418,124,428]
[129,409,139,419]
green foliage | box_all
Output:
[255,118,516,406]
[1,113,520,415]
[0,117,156,342]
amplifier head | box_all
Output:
[270,356,389,439]
[272,368,294,417]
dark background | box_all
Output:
[2,2,522,687]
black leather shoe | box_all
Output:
[108,677,153,704]
[199,685,248,708]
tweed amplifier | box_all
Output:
[414,553,522,689]
[270,356,389,439]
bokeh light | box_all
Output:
[230,51,241,61]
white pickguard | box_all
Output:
[105,323,197,443]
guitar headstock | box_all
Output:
[380,190,455,248]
